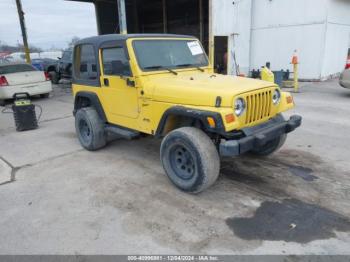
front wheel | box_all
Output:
[250,134,287,156]
[160,127,220,194]
[75,107,106,151]
[250,114,287,156]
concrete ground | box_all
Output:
[0,80,350,255]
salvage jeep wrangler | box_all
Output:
[72,34,301,193]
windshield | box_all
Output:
[62,51,72,60]
[133,39,208,71]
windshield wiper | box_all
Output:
[175,63,205,72]
[143,65,178,75]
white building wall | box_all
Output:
[212,0,350,80]
[250,24,326,79]
[212,0,252,75]
[321,0,350,79]
[250,0,329,79]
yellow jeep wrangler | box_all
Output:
[72,34,301,193]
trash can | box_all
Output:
[251,69,261,79]
[272,71,284,87]
[283,70,290,80]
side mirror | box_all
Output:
[57,57,61,60]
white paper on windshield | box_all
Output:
[187,41,203,56]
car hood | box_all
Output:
[145,72,277,107]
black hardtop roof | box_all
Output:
[75,34,196,46]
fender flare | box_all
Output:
[73,91,107,122]
[155,106,225,137]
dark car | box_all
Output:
[31,58,57,72]
[52,49,72,84]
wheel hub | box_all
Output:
[170,145,195,180]
[79,119,91,142]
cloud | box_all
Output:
[0,0,97,49]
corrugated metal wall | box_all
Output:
[249,0,329,79]
[212,0,350,80]
[321,0,350,79]
[212,0,252,76]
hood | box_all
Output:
[145,72,277,107]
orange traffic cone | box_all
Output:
[291,50,298,65]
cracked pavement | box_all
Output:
[0,81,350,254]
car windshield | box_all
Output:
[0,64,36,74]
[133,39,208,71]
[62,51,72,60]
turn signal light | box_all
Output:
[286,96,294,104]
[225,114,235,123]
[207,117,216,128]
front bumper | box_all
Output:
[339,80,350,89]
[219,115,302,156]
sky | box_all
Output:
[0,0,97,50]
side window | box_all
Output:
[74,44,97,80]
[102,47,131,76]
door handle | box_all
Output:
[103,78,109,86]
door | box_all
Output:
[100,44,139,119]
[214,36,228,74]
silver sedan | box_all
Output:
[340,69,350,89]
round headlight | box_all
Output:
[272,89,281,105]
[234,98,246,116]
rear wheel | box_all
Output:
[160,127,220,193]
[75,107,106,151]
[49,71,59,84]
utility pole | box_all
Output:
[208,0,214,69]
[162,0,167,33]
[199,0,203,43]
[15,0,31,63]
[117,0,127,34]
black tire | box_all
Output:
[250,114,287,156]
[40,93,50,98]
[160,127,220,193]
[49,71,59,84]
[75,107,106,151]
[250,134,287,156]
[0,100,5,107]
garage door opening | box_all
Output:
[214,36,228,74]
[94,0,209,52]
